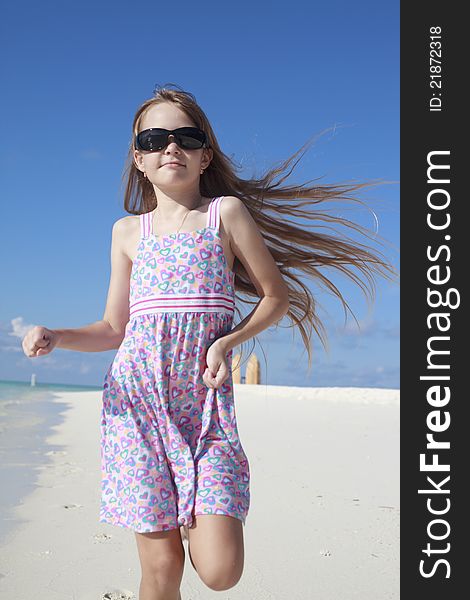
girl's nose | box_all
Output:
[164,136,180,151]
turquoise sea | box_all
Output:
[0,379,101,544]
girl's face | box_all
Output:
[133,102,212,188]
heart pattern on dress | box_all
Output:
[100,199,249,534]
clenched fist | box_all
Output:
[22,326,60,358]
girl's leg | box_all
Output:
[135,528,185,600]
[186,514,245,591]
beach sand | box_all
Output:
[0,385,399,599]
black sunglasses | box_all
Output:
[135,127,208,152]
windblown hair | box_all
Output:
[123,83,398,372]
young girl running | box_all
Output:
[22,84,397,600]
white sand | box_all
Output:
[0,385,399,599]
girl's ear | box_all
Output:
[203,147,213,169]
[133,150,145,172]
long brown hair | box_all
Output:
[122,83,398,372]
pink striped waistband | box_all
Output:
[129,292,235,319]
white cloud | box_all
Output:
[9,316,34,338]
[335,316,377,337]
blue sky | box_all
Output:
[0,0,399,389]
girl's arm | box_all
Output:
[54,217,132,352]
[54,319,125,353]
[216,196,290,354]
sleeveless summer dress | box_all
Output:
[99,196,250,533]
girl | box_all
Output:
[22,84,397,600]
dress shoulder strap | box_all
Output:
[206,196,224,230]
[140,211,154,238]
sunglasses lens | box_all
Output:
[177,128,206,149]
[136,128,206,151]
[137,130,167,151]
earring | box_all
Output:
[200,169,204,175]
[143,172,147,178]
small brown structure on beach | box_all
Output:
[232,353,260,384]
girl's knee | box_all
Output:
[147,563,183,582]
[135,531,185,582]
[198,561,243,591]
[141,552,185,589]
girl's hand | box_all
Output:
[203,339,230,389]
[22,326,60,358]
